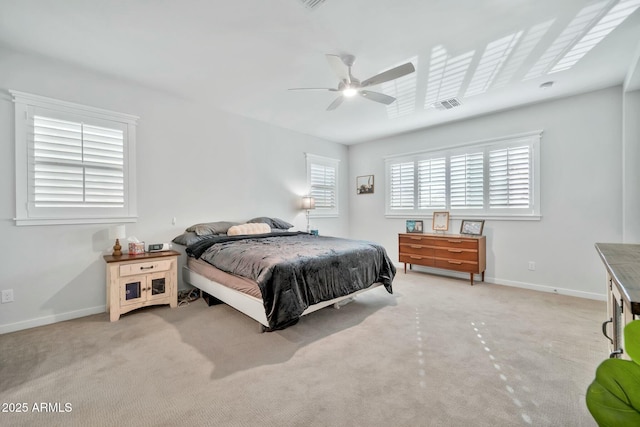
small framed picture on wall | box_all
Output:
[356,175,374,194]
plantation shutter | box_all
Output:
[309,162,336,209]
[390,161,415,210]
[489,145,530,208]
[450,152,484,208]
[417,157,446,209]
[32,115,125,208]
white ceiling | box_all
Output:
[1,0,639,144]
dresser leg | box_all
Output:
[482,271,485,282]
[404,263,407,274]
[470,273,474,286]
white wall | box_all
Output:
[0,47,349,333]
[348,87,624,299]
[623,89,640,242]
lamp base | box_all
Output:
[112,238,122,257]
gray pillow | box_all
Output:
[248,217,294,230]
[186,221,239,236]
[172,231,210,246]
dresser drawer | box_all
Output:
[435,248,478,262]
[399,235,438,245]
[119,259,173,277]
[400,254,435,267]
[431,238,477,250]
[435,259,478,273]
[400,243,434,256]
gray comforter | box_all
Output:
[187,232,395,330]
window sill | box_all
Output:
[15,216,138,226]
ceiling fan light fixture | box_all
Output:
[343,87,358,97]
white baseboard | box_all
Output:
[395,262,606,301]
[0,305,106,335]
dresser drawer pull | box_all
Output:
[410,255,423,259]
[140,265,155,270]
[411,245,422,249]
[447,240,463,243]
[447,260,463,265]
[448,249,463,253]
[409,237,422,240]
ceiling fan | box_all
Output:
[289,54,416,111]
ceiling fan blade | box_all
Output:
[326,54,351,84]
[359,90,396,105]
[361,62,415,87]
[288,87,339,91]
[327,96,344,111]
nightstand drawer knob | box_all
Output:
[140,265,154,270]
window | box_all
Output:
[11,90,138,225]
[385,131,541,219]
[306,153,339,217]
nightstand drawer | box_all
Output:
[119,259,172,277]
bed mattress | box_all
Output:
[187,257,262,299]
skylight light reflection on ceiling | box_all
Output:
[550,0,640,73]
[425,46,474,107]
[465,32,523,97]
[524,0,608,80]
[383,56,418,119]
[492,19,555,88]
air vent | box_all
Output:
[432,98,462,110]
[298,0,327,9]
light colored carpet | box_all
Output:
[0,272,606,426]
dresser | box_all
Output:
[104,250,179,321]
[595,243,640,359]
[399,233,486,285]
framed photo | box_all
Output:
[406,220,423,233]
[460,219,485,236]
[357,175,374,194]
[432,211,450,231]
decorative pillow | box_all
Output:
[186,221,239,236]
[227,223,271,236]
[248,217,294,230]
[172,231,211,246]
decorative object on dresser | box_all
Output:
[594,243,640,359]
[399,233,486,285]
[406,220,423,233]
[460,219,485,235]
[109,224,126,256]
[104,250,179,321]
[432,211,449,231]
[356,175,374,194]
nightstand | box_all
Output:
[103,250,179,321]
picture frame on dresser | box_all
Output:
[406,220,423,233]
[460,219,485,236]
[432,211,449,231]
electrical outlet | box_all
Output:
[1,289,14,303]
[528,261,536,271]
[172,217,176,225]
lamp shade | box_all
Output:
[109,224,127,240]
[301,196,315,210]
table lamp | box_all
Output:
[301,196,315,233]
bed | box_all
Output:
[176,222,395,331]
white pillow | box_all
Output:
[227,223,271,236]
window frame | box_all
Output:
[385,130,541,220]
[305,153,340,218]
[11,90,139,226]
